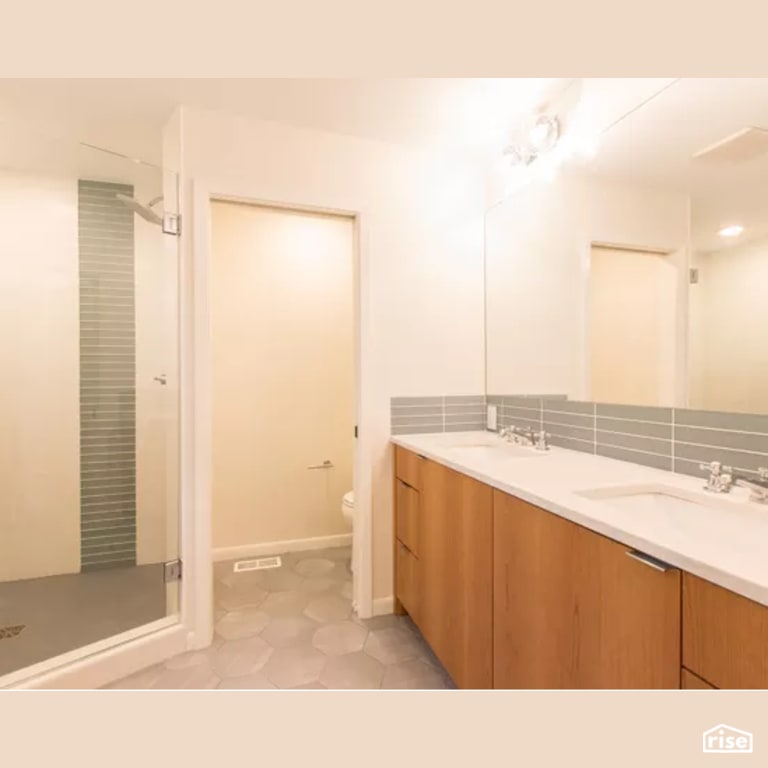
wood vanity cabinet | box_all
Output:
[393,446,423,622]
[681,669,716,689]
[493,490,681,689]
[394,443,767,689]
[682,573,768,689]
[393,446,493,689]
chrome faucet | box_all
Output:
[511,425,536,446]
[733,467,768,504]
[700,461,733,493]
[534,429,551,451]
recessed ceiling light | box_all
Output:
[718,224,744,238]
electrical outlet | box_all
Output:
[487,404,498,431]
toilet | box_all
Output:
[342,490,354,575]
[341,490,354,527]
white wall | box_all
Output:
[172,106,486,600]
[0,170,81,581]
[485,172,689,400]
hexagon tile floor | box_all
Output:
[106,546,456,690]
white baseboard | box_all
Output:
[212,533,353,563]
[372,595,395,616]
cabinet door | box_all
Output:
[493,490,681,689]
[575,532,681,689]
[395,479,420,556]
[395,541,420,622]
[493,490,581,688]
[420,460,493,689]
[683,573,768,689]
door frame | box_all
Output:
[184,181,374,649]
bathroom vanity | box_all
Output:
[392,434,768,690]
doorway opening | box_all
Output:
[209,200,359,617]
[587,243,680,407]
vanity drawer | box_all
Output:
[683,573,768,688]
[396,540,420,621]
[396,479,420,555]
[395,446,423,491]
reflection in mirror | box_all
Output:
[485,78,768,417]
[688,125,768,414]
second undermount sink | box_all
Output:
[576,484,729,516]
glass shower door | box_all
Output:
[0,122,181,682]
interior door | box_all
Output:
[210,201,355,553]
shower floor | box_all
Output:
[0,564,166,678]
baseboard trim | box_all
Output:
[372,596,395,616]
[212,533,353,563]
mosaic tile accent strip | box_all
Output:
[78,179,137,570]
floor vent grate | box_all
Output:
[0,625,25,640]
[233,556,282,572]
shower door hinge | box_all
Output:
[163,213,181,236]
[689,267,699,284]
[164,559,183,582]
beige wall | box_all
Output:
[588,246,678,407]
[172,105,487,600]
[689,237,768,413]
[0,170,81,581]
[210,202,354,550]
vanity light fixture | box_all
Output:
[528,114,560,156]
[503,113,561,168]
[718,224,744,238]
[503,143,530,168]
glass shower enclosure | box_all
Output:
[0,120,181,683]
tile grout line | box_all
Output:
[672,408,676,472]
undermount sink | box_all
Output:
[444,435,547,458]
[576,484,729,516]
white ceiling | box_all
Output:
[0,78,573,165]
[578,78,768,252]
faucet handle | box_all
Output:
[759,468,768,481]
[700,461,721,475]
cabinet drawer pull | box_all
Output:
[626,550,674,572]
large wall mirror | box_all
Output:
[485,78,768,416]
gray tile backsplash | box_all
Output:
[390,395,485,435]
[391,394,768,479]
[488,397,768,477]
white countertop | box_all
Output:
[391,431,768,607]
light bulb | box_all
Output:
[528,115,560,156]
